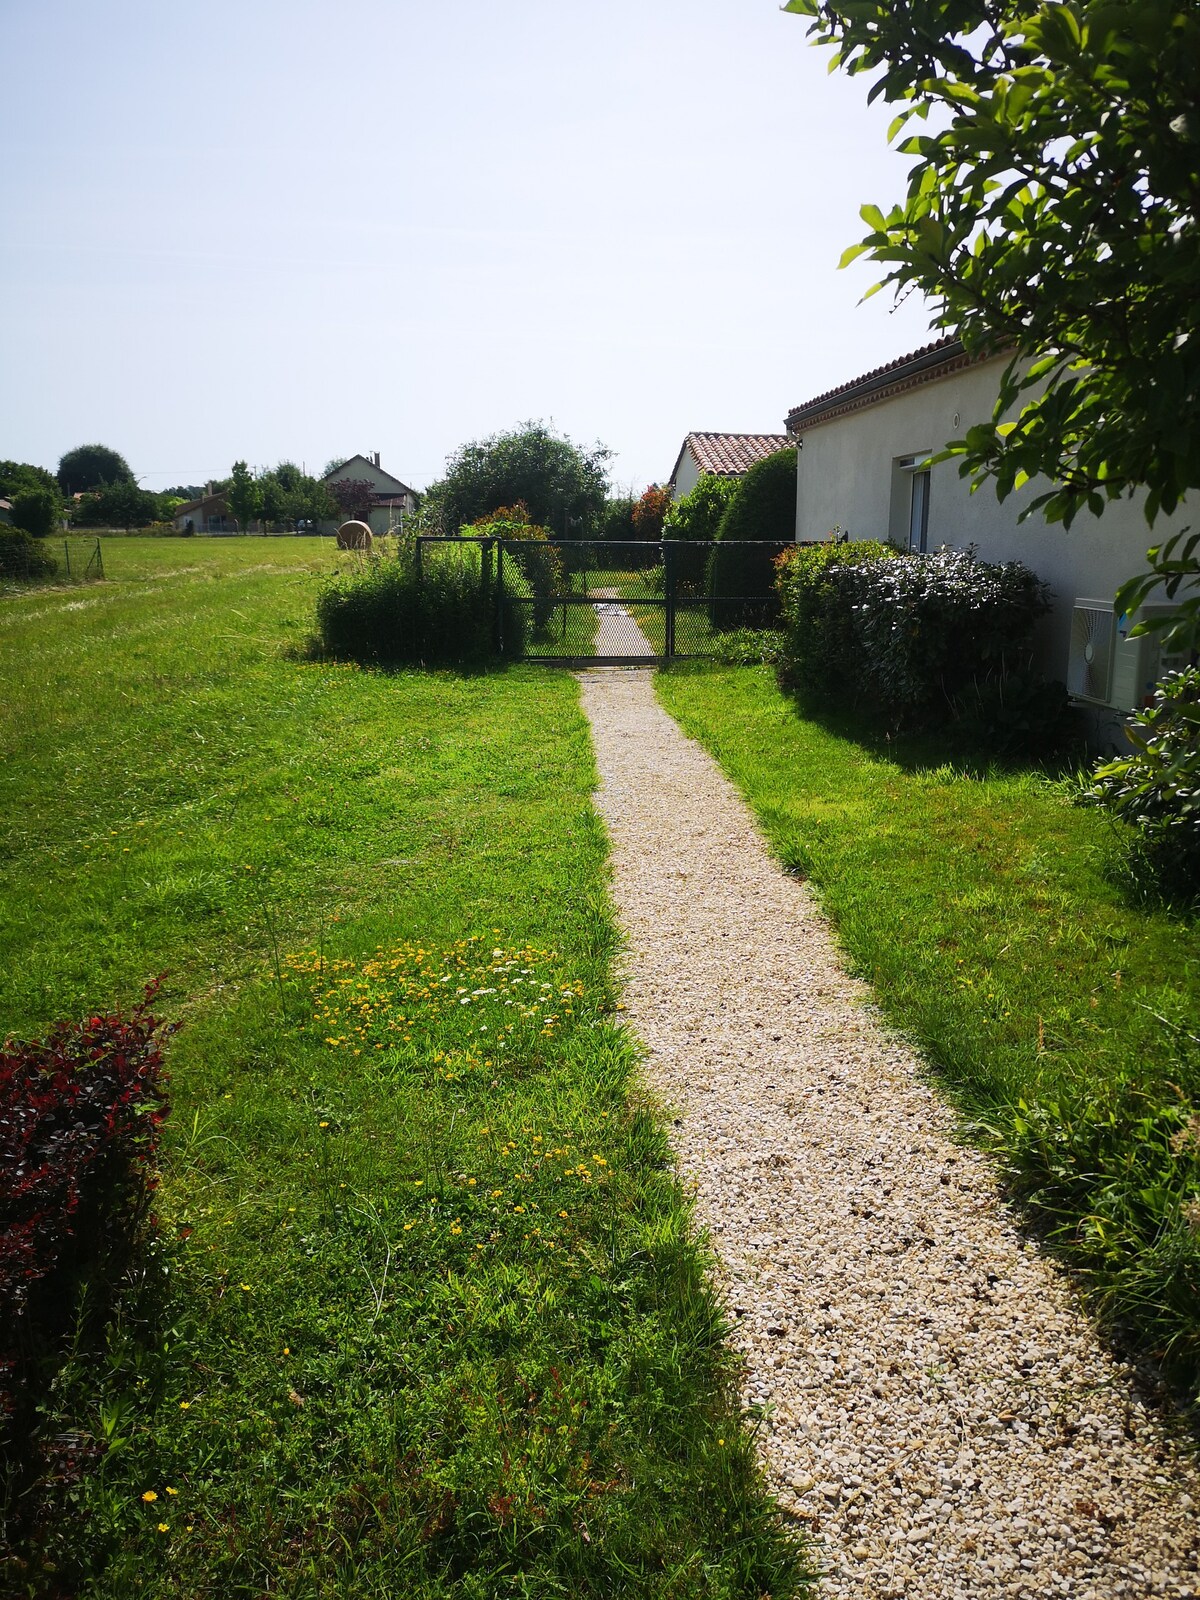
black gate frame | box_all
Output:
[413,536,798,665]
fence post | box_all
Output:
[415,536,423,589]
[63,542,71,579]
[495,542,505,655]
[95,538,103,578]
[663,540,675,659]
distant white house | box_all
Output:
[787,336,1192,721]
[667,432,795,501]
[320,454,420,535]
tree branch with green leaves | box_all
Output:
[785,0,1200,644]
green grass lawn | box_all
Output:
[656,664,1200,1402]
[1,549,806,1599]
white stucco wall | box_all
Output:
[794,356,1189,683]
[672,448,702,501]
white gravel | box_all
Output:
[579,666,1200,1600]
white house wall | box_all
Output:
[673,450,702,501]
[794,355,1189,682]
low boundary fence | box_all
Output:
[0,537,105,587]
[413,536,802,664]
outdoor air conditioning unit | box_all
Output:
[1068,599,1187,711]
[1068,600,1116,703]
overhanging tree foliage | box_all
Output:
[784,0,1200,641]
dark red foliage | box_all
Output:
[0,983,174,1406]
[328,477,376,525]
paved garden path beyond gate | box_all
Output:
[579,667,1200,1600]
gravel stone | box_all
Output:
[579,667,1200,1600]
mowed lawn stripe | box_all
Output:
[1,548,806,1599]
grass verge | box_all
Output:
[0,556,806,1598]
[656,664,1200,1405]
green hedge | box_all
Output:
[315,542,513,666]
[707,450,797,630]
[778,542,1055,735]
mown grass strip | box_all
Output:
[656,664,1200,1401]
[1,550,806,1598]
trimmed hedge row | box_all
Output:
[707,450,797,630]
[315,542,513,666]
[777,541,1059,738]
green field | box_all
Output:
[657,663,1200,1399]
[1,541,805,1598]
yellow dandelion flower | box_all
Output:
[158,1522,170,1533]
[142,1490,158,1503]
[165,1486,179,1497]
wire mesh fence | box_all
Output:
[0,536,105,587]
[413,536,794,663]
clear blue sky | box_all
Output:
[0,0,936,495]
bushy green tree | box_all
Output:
[0,461,59,504]
[10,487,59,539]
[783,0,1200,645]
[57,445,134,496]
[226,461,261,532]
[425,422,610,537]
[663,475,738,543]
[73,481,159,531]
[598,496,636,544]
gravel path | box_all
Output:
[590,586,656,657]
[579,667,1200,1600]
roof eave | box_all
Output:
[787,338,985,431]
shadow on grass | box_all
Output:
[282,637,523,679]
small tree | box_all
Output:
[663,475,738,544]
[10,487,59,539]
[73,481,159,531]
[226,461,261,532]
[631,485,672,543]
[328,478,375,525]
[0,461,59,503]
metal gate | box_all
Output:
[413,536,794,664]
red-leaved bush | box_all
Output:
[1,983,173,1426]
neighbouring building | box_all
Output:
[667,431,795,501]
[320,454,420,535]
[0,499,12,526]
[172,486,235,534]
[787,336,1193,728]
